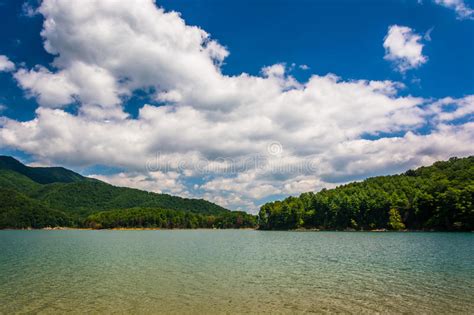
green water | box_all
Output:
[0,231,473,314]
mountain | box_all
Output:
[30,180,229,218]
[0,156,255,229]
[259,156,474,231]
[0,156,85,184]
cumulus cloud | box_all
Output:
[428,95,474,121]
[1,0,473,212]
[14,67,78,108]
[383,25,427,73]
[434,0,474,19]
[91,171,186,195]
[0,55,15,72]
[15,0,230,115]
[15,62,125,119]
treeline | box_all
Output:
[259,157,474,231]
[84,208,257,229]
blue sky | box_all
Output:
[0,0,473,212]
[162,0,473,96]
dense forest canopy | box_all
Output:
[258,157,474,231]
[0,188,74,229]
[0,156,255,229]
[85,208,256,229]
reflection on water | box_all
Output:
[0,230,473,314]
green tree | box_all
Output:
[388,208,405,230]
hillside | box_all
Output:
[30,180,229,218]
[0,156,85,184]
[258,157,474,231]
[0,156,246,229]
[0,188,75,229]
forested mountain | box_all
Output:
[29,180,229,218]
[0,156,85,184]
[0,156,254,229]
[0,188,74,229]
[259,157,474,231]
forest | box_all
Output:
[258,157,473,231]
[84,208,256,229]
[0,156,256,229]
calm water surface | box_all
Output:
[0,230,473,314]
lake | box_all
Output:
[0,230,473,314]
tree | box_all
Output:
[388,209,406,230]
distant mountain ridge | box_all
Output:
[0,156,256,229]
[0,156,85,184]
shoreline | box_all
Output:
[1,227,472,232]
[1,227,257,231]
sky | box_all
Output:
[0,0,473,212]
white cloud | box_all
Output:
[14,67,78,108]
[383,25,427,73]
[0,104,6,112]
[299,64,310,70]
[91,171,187,195]
[15,62,126,119]
[262,63,286,77]
[0,55,15,72]
[434,0,474,19]
[18,0,230,116]
[0,0,473,212]
[428,95,474,121]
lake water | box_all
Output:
[0,230,473,314]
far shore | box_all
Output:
[2,227,256,231]
[1,227,471,232]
